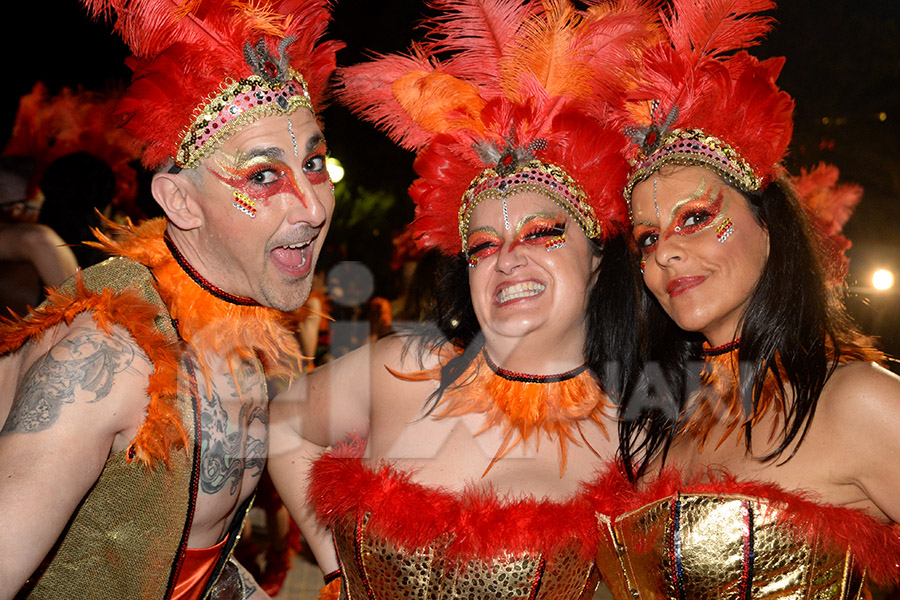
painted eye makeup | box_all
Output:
[302,142,330,186]
[633,227,659,254]
[661,187,726,241]
[466,230,502,260]
[213,154,309,209]
[517,218,566,244]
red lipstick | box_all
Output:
[666,275,707,297]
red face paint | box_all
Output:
[211,141,330,211]
[634,187,726,255]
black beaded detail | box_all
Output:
[483,350,587,383]
[164,233,261,306]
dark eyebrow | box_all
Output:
[304,132,326,155]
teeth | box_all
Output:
[497,281,545,304]
[285,241,310,249]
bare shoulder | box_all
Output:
[2,312,152,438]
[818,360,900,424]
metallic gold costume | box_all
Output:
[590,469,900,600]
[311,453,600,600]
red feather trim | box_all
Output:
[339,0,655,254]
[0,278,186,468]
[618,1,793,186]
[587,465,900,586]
[81,0,342,168]
[309,449,600,564]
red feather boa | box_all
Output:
[309,446,600,564]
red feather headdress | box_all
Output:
[616,0,795,204]
[3,82,141,210]
[340,0,655,255]
[80,0,343,169]
[791,162,862,285]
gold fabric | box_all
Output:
[595,493,866,600]
[16,257,252,599]
[333,513,598,600]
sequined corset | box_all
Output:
[311,454,600,600]
[596,492,871,600]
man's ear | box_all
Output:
[151,170,203,230]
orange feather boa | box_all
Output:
[1,218,305,467]
[391,349,613,476]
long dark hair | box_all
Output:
[409,231,642,416]
[620,176,877,479]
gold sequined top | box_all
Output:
[310,452,600,600]
[589,469,900,600]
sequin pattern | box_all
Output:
[459,160,600,243]
[331,514,597,600]
[176,71,312,168]
[596,494,866,600]
[625,129,762,208]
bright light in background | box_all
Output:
[873,269,894,291]
[326,157,345,183]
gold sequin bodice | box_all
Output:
[596,493,867,600]
[311,454,599,600]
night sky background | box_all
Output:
[3,0,899,356]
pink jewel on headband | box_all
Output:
[544,233,566,251]
[716,217,734,243]
[233,190,257,217]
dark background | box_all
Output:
[3,0,899,355]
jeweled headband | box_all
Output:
[459,159,600,246]
[624,128,761,205]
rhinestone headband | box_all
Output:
[175,69,313,168]
[624,128,761,206]
[459,159,600,244]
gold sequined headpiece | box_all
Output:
[624,128,762,203]
[460,154,599,245]
[339,0,654,255]
[175,69,313,169]
[615,1,794,211]
[82,0,342,170]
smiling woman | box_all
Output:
[266,1,653,598]
[603,1,900,597]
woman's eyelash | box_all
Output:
[524,222,566,238]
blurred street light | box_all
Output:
[327,157,345,183]
[873,269,895,291]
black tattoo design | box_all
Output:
[237,561,260,599]
[198,360,268,496]
[3,329,135,435]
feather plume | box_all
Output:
[80,0,342,168]
[664,0,775,60]
[428,0,543,99]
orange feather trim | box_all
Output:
[390,350,613,476]
[86,218,306,383]
[315,579,341,600]
[0,277,185,468]
[681,340,886,451]
[1,216,306,467]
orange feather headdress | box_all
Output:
[616,0,795,204]
[791,162,863,286]
[80,0,343,170]
[340,0,655,255]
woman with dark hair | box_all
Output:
[268,2,649,597]
[594,1,900,598]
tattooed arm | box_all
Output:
[0,315,152,599]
